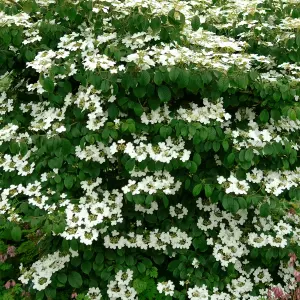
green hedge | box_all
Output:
[0,0,300,299]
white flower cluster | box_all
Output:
[0,92,13,115]
[177,98,231,124]
[75,142,115,164]
[194,195,300,298]
[26,50,56,74]
[141,104,171,125]
[262,168,300,196]
[124,42,272,72]
[60,178,123,245]
[187,285,209,300]
[0,151,35,176]
[157,280,175,297]
[122,31,160,50]
[104,227,192,250]
[169,203,188,219]
[23,28,42,45]
[19,95,72,136]
[0,11,32,27]
[0,124,18,145]
[107,269,137,300]
[217,174,250,195]
[72,85,109,131]
[218,167,300,197]
[230,106,300,154]
[213,224,249,268]
[135,201,158,214]
[122,171,181,195]
[229,118,299,152]
[252,267,272,284]
[197,196,293,267]
[86,287,102,300]
[80,27,117,72]
[111,136,190,163]
[141,98,231,125]
[227,276,254,298]
[0,180,57,221]
[18,249,78,291]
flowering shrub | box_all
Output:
[0,0,300,299]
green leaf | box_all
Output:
[222,196,239,213]
[108,103,119,119]
[162,195,169,208]
[271,109,281,121]
[222,140,229,151]
[217,76,229,92]
[193,153,201,166]
[260,109,269,123]
[148,98,160,110]
[150,17,161,32]
[101,80,110,92]
[11,226,22,241]
[54,174,61,183]
[81,261,92,274]
[95,253,104,265]
[134,86,147,98]
[145,194,154,205]
[235,74,248,89]
[57,273,67,284]
[273,91,281,102]
[296,32,300,47]
[168,260,180,271]
[138,71,151,86]
[45,289,56,299]
[9,141,19,154]
[177,70,189,88]
[48,157,63,169]
[191,15,201,31]
[204,184,213,197]
[158,85,171,102]
[68,271,83,288]
[133,279,148,294]
[193,184,202,196]
[137,262,146,273]
[169,67,180,82]
[244,149,254,162]
[226,153,235,164]
[83,250,94,260]
[213,141,220,152]
[154,71,163,85]
[168,9,185,26]
[160,126,172,138]
[42,77,55,93]
[64,176,74,190]
[260,203,270,217]
[134,103,144,116]
[189,161,198,173]
[288,108,297,121]
[67,7,77,21]
[125,159,135,171]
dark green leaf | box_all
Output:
[11,226,22,242]
[68,272,82,288]
[158,85,171,102]
[191,15,201,31]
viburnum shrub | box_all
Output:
[0,0,300,299]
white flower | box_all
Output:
[157,280,175,296]
[187,285,209,300]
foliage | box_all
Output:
[0,0,300,299]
